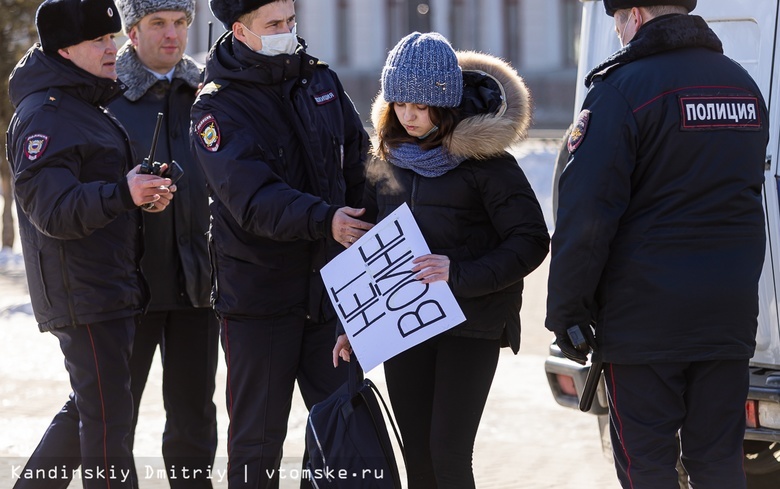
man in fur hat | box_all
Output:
[7,0,176,487]
[111,1,218,487]
[190,0,371,487]
[546,1,768,488]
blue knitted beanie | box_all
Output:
[381,32,463,108]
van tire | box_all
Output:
[744,441,780,476]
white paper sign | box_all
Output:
[321,203,466,373]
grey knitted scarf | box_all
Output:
[388,143,466,178]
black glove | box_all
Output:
[555,324,596,366]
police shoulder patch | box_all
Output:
[25,134,49,161]
[196,114,221,152]
[568,110,591,153]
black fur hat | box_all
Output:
[209,0,293,30]
[36,0,123,53]
[603,0,696,16]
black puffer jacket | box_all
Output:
[190,33,369,320]
[546,15,769,364]
[367,52,550,352]
[6,45,146,331]
[111,42,210,310]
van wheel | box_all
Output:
[745,441,780,488]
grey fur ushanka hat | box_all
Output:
[117,0,195,31]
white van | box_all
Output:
[544,1,780,486]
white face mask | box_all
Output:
[618,12,634,47]
[242,23,298,56]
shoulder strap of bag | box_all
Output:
[361,378,406,466]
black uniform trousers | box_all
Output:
[128,308,220,488]
[383,335,501,489]
[220,313,348,489]
[13,316,137,489]
[605,360,749,489]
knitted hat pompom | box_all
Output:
[381,32,463,108]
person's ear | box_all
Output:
[232,21,247,44]
[128,25,140,46]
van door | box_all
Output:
[696,1,780,367]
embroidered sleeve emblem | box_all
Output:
[568,110,591,153]
[196,114,221,152]
[25,134,49,161]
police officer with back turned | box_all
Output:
[546,1,769,488]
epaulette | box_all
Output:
[592,63,622,83]
[316,60,329,68]
[42,88,63,112]
[198,79,229,99]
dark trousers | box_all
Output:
[128,308,219,488]
[605,360,749,489]
[383,335,500,489]
[220,314,348,489]
[13,317,137,489]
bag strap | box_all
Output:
[361,378,407,467]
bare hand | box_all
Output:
[127,164,176,212]
[412,254,450,284]
[332,334,352,367]
[332,207,374,248]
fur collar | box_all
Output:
[585,14,722,88]
[116,40,202,101]
[372,51,532,161]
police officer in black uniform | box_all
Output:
[111,1,218,486]
[190,0,370,487]
[7,0,175,487]
[546,1,768,488]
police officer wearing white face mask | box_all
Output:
[192,1,371,487]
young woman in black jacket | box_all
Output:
[334,31,549,489]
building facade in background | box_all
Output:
[187,0,582,129]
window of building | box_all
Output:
[450,0,477,50]
[336,0,349,65]
[561,0,582,67]
[502,0,522,67]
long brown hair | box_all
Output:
[374,103,461,160]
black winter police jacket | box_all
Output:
[546,14,769,364]
[6,45,146,332]
[190,33,369,321]
[367,52,550,353]
[111,42,211,310]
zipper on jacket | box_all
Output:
[278,147,289,180]
[332,136,344,169]
[58,244,78,326]
[410,174,419,212]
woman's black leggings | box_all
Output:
[383,334,501,489]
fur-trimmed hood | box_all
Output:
[116,39,202,101]
[372,50,532,160]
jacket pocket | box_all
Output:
[36,250,52,310]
